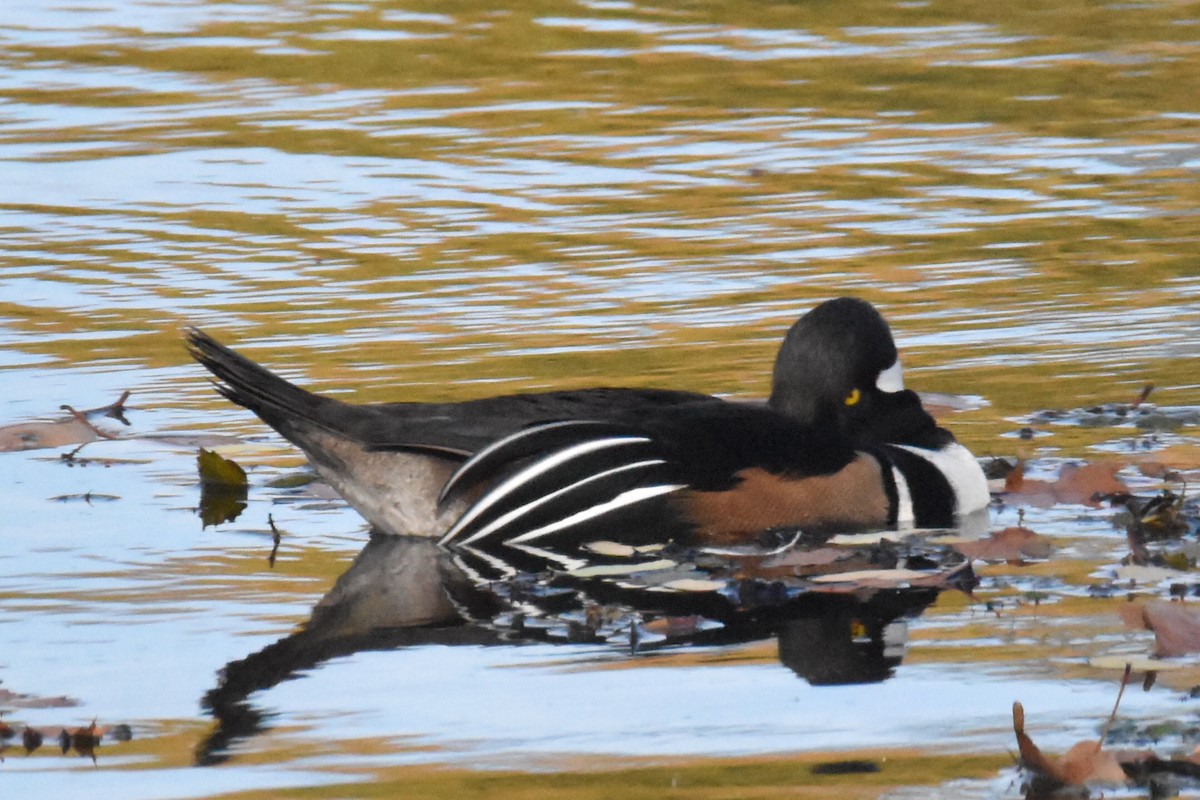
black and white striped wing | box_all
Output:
[437,420,687,549]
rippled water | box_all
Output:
[3,1,1200,797]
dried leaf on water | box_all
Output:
[567,559,678,578]
[1013,686,1128,790]
[660,578,728,592]
[759,546,847,568]
[0,688,78,709]
[49,492,120,504]
[1005,462,1129,508]
[1118,600,1200,658]
[806,566,967,590]
[809,568,935,585]
[953,526,1051,563]
[0,391,130,452]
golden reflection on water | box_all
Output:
[2,0,1198,423]
[2,0,1200,797]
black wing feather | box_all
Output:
[438,404,862,553]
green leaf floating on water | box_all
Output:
[197,448,248,527]
[198,448,248,487]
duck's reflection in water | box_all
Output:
[198,534,971,765]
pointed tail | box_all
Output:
[186,328,335,439]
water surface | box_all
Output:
[3,1,1200,797]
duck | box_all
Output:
[187,298,990,563]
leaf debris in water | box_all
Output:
[0,391,130,453]
[267,514,282,568]
[48,492,120,504]
[197,448,248,488]
[197,448,248,527]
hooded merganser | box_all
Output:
[188,298,989,556]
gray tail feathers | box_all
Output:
[186,328,332,437]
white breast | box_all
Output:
[893,442,990,516]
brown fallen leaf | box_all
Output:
[1052,463,1129,505]
[1004,463,1058,507]
[806,560,975,594]
[761,547,847,569]
[1136,462,1176,480]
[0,688,78,709]
[1006,461,1128,508]
[809,568,941,586]
[1013,688,1128,790]
[954,526,1051,563]
[0,391,130,452]
[742,546,872,580]
[1118,600,1200,658]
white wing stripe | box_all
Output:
[456,459,668,546]
[439,435,651,544]
[507,483,686,544]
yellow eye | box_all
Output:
[844,388,861,406]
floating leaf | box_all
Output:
[198,448,248,488]
[1013,699,1127,790]
[1118,601,1200,658]
[660,578,727,592]
[826,531,916,546]
[198,448,248,527]
[761,547,847,569]
[49,492,120,504]
[0,391,129,452]
[583,541,664,558]
[567,559,678,578]
[953,526,1051,563]
[809,568,935,585]
[1006,461,1129,508]
[0,688,78,709]
[0,419,100,452]
[265,472,317,489]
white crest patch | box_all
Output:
[876,359,905,393]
